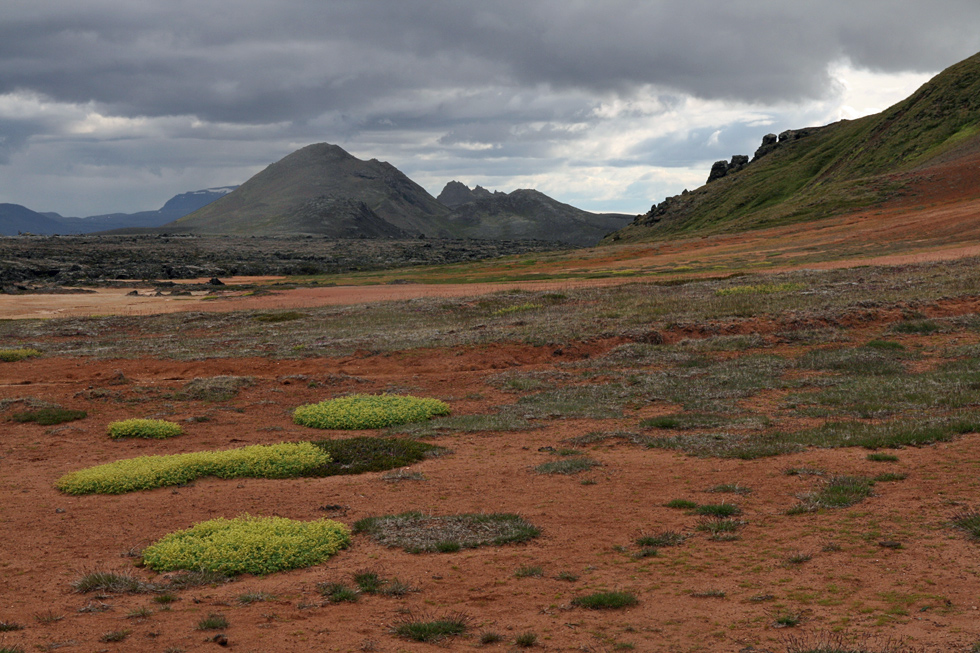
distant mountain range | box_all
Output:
[0,187,237,236]
[170,143,632,246]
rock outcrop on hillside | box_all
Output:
[437,181,501,208]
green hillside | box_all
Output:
[608,51,980,242]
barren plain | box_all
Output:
[2,153,980,653]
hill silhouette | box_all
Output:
[171,143,453,237]
[608,51,980,242]
[441,184,632,247]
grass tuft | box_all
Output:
[534,456,600,475]
[789,475,874,514]
[571,591,638,610]
[197,613,228,630]
[951,509,980,540]
[665,499,699,509]
[318,582,359,603]
[694,503,742,518]
[72,570,157,594]
[99,630,130,642]
[392,612,469,642]
[636,531,687,548]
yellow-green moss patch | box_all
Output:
[107,418,183,440]
[0,348,41,362]
[293,394,450,430]
[141,515,350,575]
[57,442,330,495]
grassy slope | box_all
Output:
[610,52,980,242]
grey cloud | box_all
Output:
[3,1,980,125]
[2,1,980,215]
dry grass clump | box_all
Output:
[788,475,875,514]
[179,375,254,401]
[534,456,601,475]
[10,407,87,426]
[141,515,350,575]
[294,394,450,430]
[392,612,469,642]
[353,512,540,553]
[71,570,158,594]
[309,436,445,476]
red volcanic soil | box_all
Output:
[3,143,980,651]
[3,323,980,652]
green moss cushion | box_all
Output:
[293,394,450,430]
[141,515,350,575]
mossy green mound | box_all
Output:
[57,442,330,495]
[107,418,183,440]
[293,394,450,430]
[0,348,41,362]
[141,515,350,575]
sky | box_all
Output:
[2,1,979,218]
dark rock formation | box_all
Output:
[752,133,779,160]
[437,181,502,208]
[706,155,750,183]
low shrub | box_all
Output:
[11,407,87,426]
[696,518,744,540]
[0,348,41,362]
[534,457,600,475]
[571,591,638,610]
[57,442,331,495]
[318,582,359,603]
[141,514,350,575]
[353,512,539,553]
[294,394,450,430]
[253,311,305,323]
[107,418,183,440]
[310,437,445,476]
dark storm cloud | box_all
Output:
[3,1,979,124]
[2,0,980,216]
